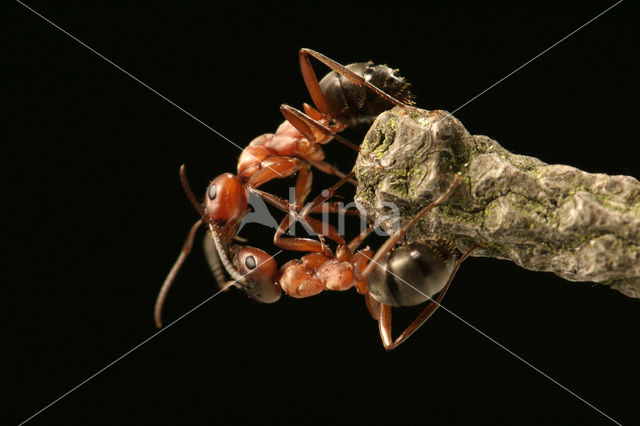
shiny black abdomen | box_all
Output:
[367,241,456,307]
[318,61,414,127]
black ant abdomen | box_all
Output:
[366,241,457,307]
[318,61,415,127]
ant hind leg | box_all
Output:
[299,48,408,110]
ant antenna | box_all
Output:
[154,219,203,328]
[179,164,205,218]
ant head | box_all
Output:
[234,247,282,303]
[203,173,248,225]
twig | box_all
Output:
[355,107,640,299]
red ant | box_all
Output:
[155,49,415,325]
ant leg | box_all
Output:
[348,223,375,253]
[360,175,463,279]
[154,219,202,328]
[293,162,312,208]
[281,104,356,151]
[247,157,330,248]
[282,104,383,170]
[350,247,380,318]
[298,48,331,114]
[253,162,341,247]
[307,159,358,186]
[273,210,332,254]
[299,48,408,110]
[298,171,356,218]
[305,201,362,217]
[248,187,340,253]
[365,293,381,321]
[304,216,345,245]
[286,170,369,249]
[378,244,479,350]
[284,170,357,246]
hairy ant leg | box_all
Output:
[280,104,361,151]
[281,104,382,171]
[298,48,413,117]
[248,187,343,255]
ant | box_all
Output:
[155,49,416,325]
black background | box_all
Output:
[8,1,639,425]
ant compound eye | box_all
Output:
[208,183,217,200]
[245,255,257,270]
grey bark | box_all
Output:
[354,107,640,299]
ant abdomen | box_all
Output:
[367,241,457,307]
[319,61,414,127]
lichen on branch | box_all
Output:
[354,107,640,299]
